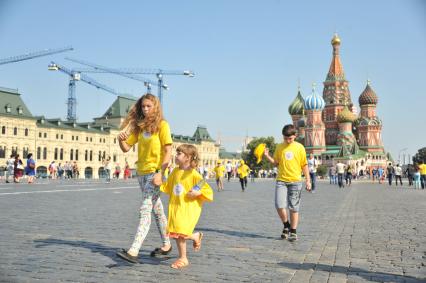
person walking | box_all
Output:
[263,124,311,242]
[237,160,250,192]
[225,161,233,182]
[345,163,353,186]
[336,161,346,188]
[213,161,225,191]
[116,93,172,263]
[405,165,414,187]
[394,164,403,186]
[14,154,24,183]
[307,154,317,193]
[413,164,421,189]
[25,153,36,184]
[114,163,121,179]
[418,161,426,189]
[329,166,336,185]
[378,167,384,184]
[386,163,394,186]
[160,144,213,269]
[102,156,112,183]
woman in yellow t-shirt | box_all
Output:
[116,93,172,264]
[161,144,213,269]
[237,160,250,191]
[213,161,225,191]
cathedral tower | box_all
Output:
[322,34,353,145]
[356,80,383,152]
[304,84,326,155]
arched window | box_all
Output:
[70,149,74,160]
[75,149,79,161]
[85,150,88,161]
[13,127,17,135]
[0,146,5,158]
[43,147,47,160]
[24,128,29,136]
[60,148,63,160]
[37,147,41,159]
[89,150,93,161]
[98,151,102,161]
[22,147,29,158]
[1,126,5,134]
[54,148,58,160]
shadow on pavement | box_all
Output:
[34,238,171,268]
[279,262,424,283]
[198,227,277,240]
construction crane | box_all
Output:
[0,46,73,65]
[64,57,194,104]
[64,57,163,95]
[48,62,122,122]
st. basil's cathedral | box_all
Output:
[288,34,388,172]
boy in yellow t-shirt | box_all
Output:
[237,160,250,191]
[213,161,225,191]
[264,124,311,242]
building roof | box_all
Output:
[219,147,241,159]
[35,116,117,134]
[192,125,214,141]
[0,87,33,118]
[100,95,138,118]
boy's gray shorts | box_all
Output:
[275,181,303,212]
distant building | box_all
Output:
[288,34,388,174]
[0,88,218,178]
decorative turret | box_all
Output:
[288,86,305,128]
[304,84,325,111]
[337,106,356,123]
[359,80,378,105]
[304,84,326,154]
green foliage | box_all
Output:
[242,136,276,171]
[316,164,328,177]
[413,147,426,164]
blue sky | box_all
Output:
[0,0,425,162]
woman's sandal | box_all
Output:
[171,258,189,269]
[193,232,203,251]
[150,246,172,257]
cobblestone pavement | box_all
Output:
[0,178,425,282]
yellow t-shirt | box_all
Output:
[161,168,213,236]
[273,141,307,182]
[213,165,225,178]
[419,164,426,175]
[126,120,172,175]
[237,164,250,178]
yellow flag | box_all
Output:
[254,143,266,164]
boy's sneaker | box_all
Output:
[288,232,298,242]
[281,227,289,239]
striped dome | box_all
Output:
[337,106,356,123]
[288,90,305,115]
[304,85,325,111]
[359,81,378,105]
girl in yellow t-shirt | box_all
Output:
[116,93,172,264]
[161,144,213,269]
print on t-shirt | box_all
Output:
[285,151,294,160]
[173,184,184,196]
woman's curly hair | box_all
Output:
[121,93,164,134]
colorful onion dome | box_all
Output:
[288,89,305,115]
[331,33,341,45]
[359,80,378,105]
[297,117,306,128]
[337,105,357,123]
[304,84,325,111]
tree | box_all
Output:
[241,136,276,171]
[413,147,426,164]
